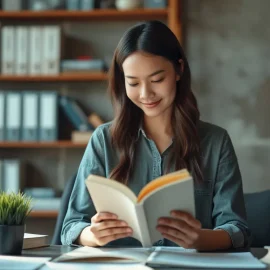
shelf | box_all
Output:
[0,141,87,148]
[29,210,58,218]
[0,9,168,21]
[0,72,108,82]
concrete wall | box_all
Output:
[186,0,270,193]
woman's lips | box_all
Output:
[142,100,161,108]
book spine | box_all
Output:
[135,204,152,247]
[15,26,28,75]
[1,26,15,75]
[2,0,22,11]
[67,0,80,10]
[61,60,104,70]
[0,91,5,141]
[29,26,42,75]
[80,0,95,10]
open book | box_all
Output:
[50,246,266,269]
[85,169,195,247]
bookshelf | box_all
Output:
[0,0,181,41]
[0,0,182,219]
[0,141,87,148]
[29,211,58,218]
[0,9,168,20]
[0,72,108,82]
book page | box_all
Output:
[53,246,153,263]
[85,179,142,242]
[137,169,189,202]
[146,248,266,269]
[141,178,195,245]
[86,174,137,203]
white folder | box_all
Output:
[39,91,58,141]
[0,91,5,141]
[15,26,29,75]
[29,26,43,75]
[22,91,39,141]
[0,160,3,191]
[3,159,25,193]
[1,26,15,75]
[42,26,61,75]
[5,92,22,141]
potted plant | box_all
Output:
[0,192,32,255]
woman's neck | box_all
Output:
[143,114,173,139]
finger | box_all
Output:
[170,210,201,229]
[91,212,118,223]
[161,232,191,249]
[158,217,199,239]
[157,225,191,244]
[97,227,133,238]
[97,220,128,231]
[98,232,132,246]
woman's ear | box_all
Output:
[176,59,184,81]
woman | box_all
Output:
[61,20,251,250]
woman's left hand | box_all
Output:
[156,210,202,249]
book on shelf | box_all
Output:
[71,130,92,143]
[1,26,15,75]
[88,112,104,128]
[0,159,26,194]
[59,95,94,132]
[61,59,105,72]
[85,169,195,248]
[51,246,266,269]
[31,197,61,211]
[23,233,49,250]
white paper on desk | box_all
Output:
[146,247,267,269]
[47,262,153,270]
[0,256,51,270]
[53,246,152,263]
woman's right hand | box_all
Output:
[78,212,133,247]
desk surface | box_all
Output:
[21,245,269,270]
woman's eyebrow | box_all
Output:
[125,69,165,79]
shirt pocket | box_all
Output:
[194,179,213,228]
[194,179,212,196]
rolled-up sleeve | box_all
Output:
[212,131,252,248]
[61,127,105,245]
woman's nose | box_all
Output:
[140,84,154,99]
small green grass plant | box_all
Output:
[0,192,32,225]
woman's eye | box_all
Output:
[152,78,164,83]
[128,83,139,87]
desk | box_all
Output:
[22,245,269,270]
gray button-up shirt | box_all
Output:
[61,120,251,248]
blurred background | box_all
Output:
[0,0,269,241]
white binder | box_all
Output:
[2,159,25,193]
[0,91,5,141]
[42,26,61,75]
[0,160,3,191]
[5,92,22,141]
[39,91,58,141]
[22,91,39,141]
[15,26,29,75]
[29,26,43,75]
[1,26,15,75]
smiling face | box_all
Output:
[122,51,180,120]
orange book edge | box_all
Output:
[137,169,190,203]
